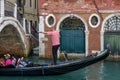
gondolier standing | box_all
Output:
[39,28,60,65]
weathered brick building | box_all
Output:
[38,0,120,58]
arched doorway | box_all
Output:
[104,15,120,55]
[60,16,85,54]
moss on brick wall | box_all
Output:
[0,25,25,56]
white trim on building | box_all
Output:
[89,13,100,28]
[101,14,116,51]
[0,17,28,54]
[45,14,56,28]
[39,16,45,56]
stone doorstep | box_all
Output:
[91,50,100,54]
[33,46,39,54]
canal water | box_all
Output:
[0,61,120,80]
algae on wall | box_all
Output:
[0,25,25,56]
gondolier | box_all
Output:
[39,27,60,65]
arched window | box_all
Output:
[104,16,120,31]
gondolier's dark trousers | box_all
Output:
[52,45,60,65]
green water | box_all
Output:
[0,61,120,80]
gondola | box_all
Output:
[0,49,109,76]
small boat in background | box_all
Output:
[0,49,109,76]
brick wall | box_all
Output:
[39,0,120,56]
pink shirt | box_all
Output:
[5,59,12,66]
[47,30,60,46]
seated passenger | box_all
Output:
[16,57,27,68]
[5,54,12,66]
[0,57,5,67]
[11,56,17,66]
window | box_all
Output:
[30,0,32,7]
[45,14,56,27]
[17,0,22,7]
[23,0,26,6]
[89,14,100,28]
[35,0,37,9]
[30,20,33,27]
[17,0,26,7]
[91,16,98,26]
[104,16,120,31]
[35,21,37,28]
[25,20,29,34]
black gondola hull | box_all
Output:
[0,49,109,76]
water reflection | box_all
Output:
[0,61,120,80]
[85,62,103,80]
[102,61,120,80]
